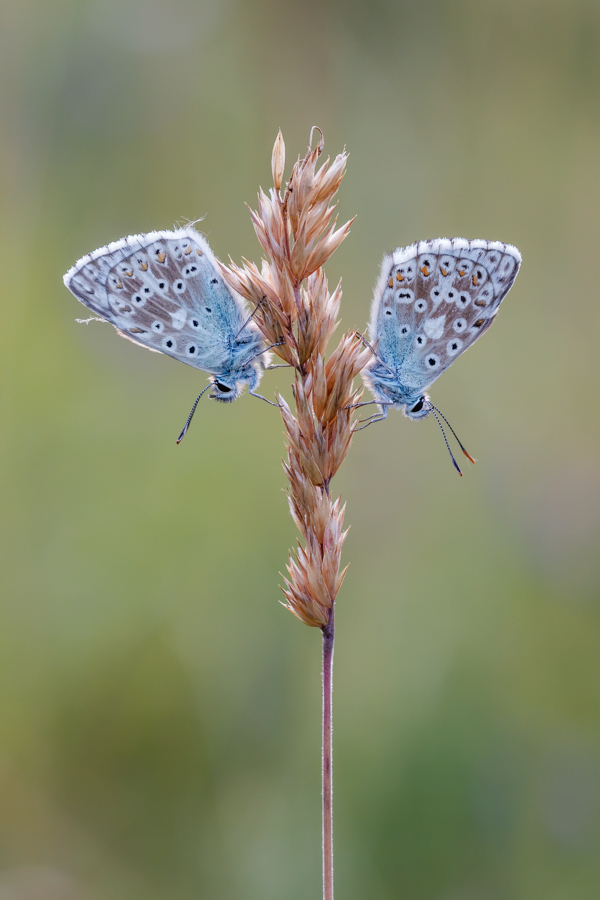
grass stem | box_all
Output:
[322,605,335,900]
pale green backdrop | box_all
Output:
[1,1,600,898]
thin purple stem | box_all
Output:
[322,604,335,900]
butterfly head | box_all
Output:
[404,395,431,420]
[209,359,262,402]
[209,377,243,403]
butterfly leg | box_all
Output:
[344,399,381,411]
[249,389,280,407]
[246,341,286,365]
[354,405,390,431]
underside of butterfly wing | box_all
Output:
[367,238,521,400]
[64,226,264,377]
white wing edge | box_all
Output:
[62,224,218,287]
[391,237,522,267]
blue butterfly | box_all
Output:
[360,238,521,473]
[64,227,278,441]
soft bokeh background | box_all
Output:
[1,1,600,898]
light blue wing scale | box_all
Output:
[64,226,261,376]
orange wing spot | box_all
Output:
[420,265,430,277]
[388,277,394,288]
[141,262,148,271]
[125,269,133,277]
[196,249,203,256]
[396,272,404,282]
[116,279,123,289]
[157,251,166,263]
[474,298,486,307]
[184,246,192,255]
[458,268,466,277]
[130,327,146,334]
[473,318,484,328]
[472,274,479,286]
[441,267,448,277]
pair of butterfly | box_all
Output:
[63,226,521,474]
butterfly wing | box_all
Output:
[369,238,521,394]
[64,226,256,375]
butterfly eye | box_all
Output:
[410,398,424,413]
[214,381,231,393]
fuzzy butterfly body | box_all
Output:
[363,238,521,422]
[63,226,268,403]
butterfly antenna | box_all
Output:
[429,403,476,465]
[176,384,212,444]
[428,406,463,476]
[234,297,265,341]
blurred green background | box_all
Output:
[2,0,600,898]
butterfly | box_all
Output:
[359,238,522,473]
[63,226,277,441]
